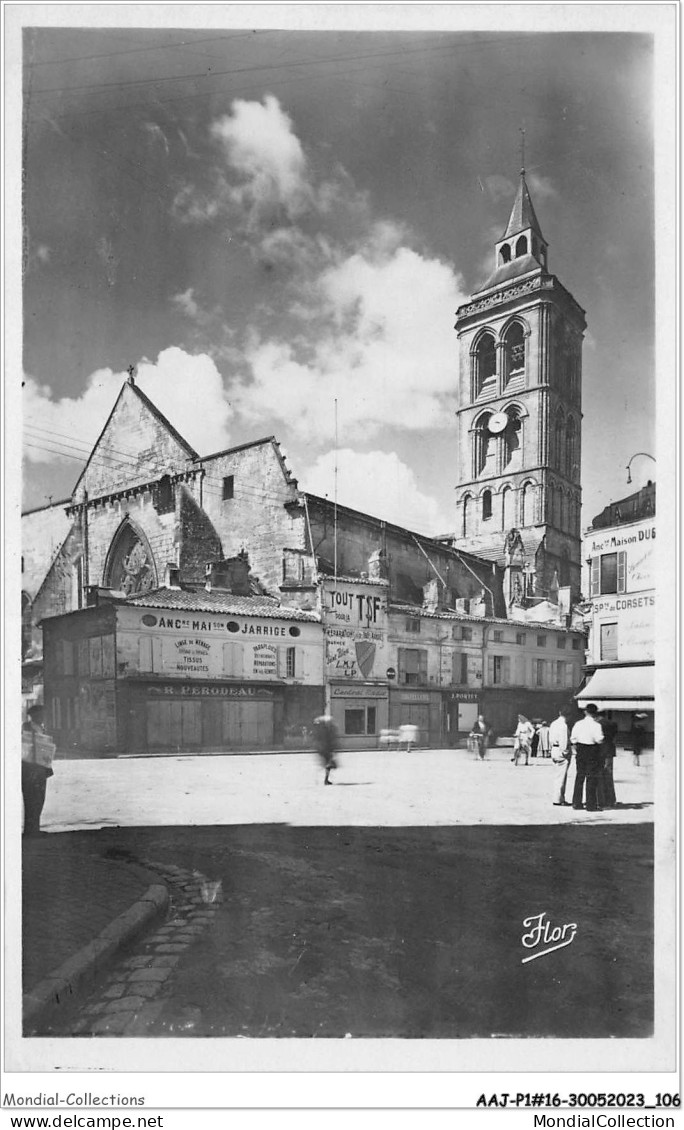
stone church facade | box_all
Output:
[22,172,588,749]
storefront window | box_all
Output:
[344,706,377,735]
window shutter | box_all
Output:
[503,657,511,684]
[223,642,244,677]
[151,638,162,673]
[102,635,115,678]
[138,636,153,672]
[418,650,428,680]
[590,557,600,596]
[515,656,526,685]
[617,550,627,593]
[487,655,494,684]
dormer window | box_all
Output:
[499,243,511,264]
[515,234,528,257]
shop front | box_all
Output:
[119,680,286,752]
[576,663,654,748]
[388,687,443,748]
[42,594,324,754]
[328,682,390,749]
[443,690,480,745]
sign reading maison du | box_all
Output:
[322,580,388,681]
[587,518,656,593]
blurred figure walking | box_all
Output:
[312,715,339,786]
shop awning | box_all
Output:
[576,665,654,712]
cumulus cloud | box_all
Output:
[23,348,233,465]
[301,448,449,535]
[233,236,466,442]
[210,95,312,224]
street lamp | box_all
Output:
[625,452,655,484]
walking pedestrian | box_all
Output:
[512,714,534,765]
[549,708,571,806]
[469,714,492,760]
[598,712,618,807]
[538,719,551,759]
[398,723,419,752]
[22,704,56,836]
[569,702,605,811]
[312,715,339,786]
[630,716,646,767]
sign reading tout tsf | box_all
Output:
[321,579,389,681]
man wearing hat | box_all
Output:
[569,702,605,812]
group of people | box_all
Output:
[473,703,647,813]
[546,701,619,811]
[511,716,552,765]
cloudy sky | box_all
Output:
[20,16,659,533]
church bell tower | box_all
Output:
[452,167,586,602]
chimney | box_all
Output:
[423,578,452,613]
[165,563,181,589]
[205,552,252,596]
[368,549,389,581]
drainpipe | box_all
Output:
[82,490,89,608]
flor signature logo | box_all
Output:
[521,912,577,963]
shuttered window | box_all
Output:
[488,655,510,685]
[600,622,618,661]
[223,642,244,677]
[398,648,428,686]
[452,652,468,684]
[593,551,627,596]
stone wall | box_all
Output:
[306,495,504,615]
[199,440,306,595]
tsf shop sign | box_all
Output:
[323,582,386,629]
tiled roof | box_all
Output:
[474,256,542,295]
[388,602,578,632]
[122,587,320,621]
[319,575,389,587]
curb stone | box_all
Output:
[23,883,169,1034]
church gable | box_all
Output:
[74,381,197,502]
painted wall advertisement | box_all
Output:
[115,606,322,683]
[322,580,388,681]
[590,593,655,663]
[586,518,655,591]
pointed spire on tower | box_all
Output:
[502,169,545,244]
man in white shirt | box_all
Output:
[569,702,605,811]
[549,708,571,806]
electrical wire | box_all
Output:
[30,31,267,68]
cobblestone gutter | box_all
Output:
[23,859,222,1037]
